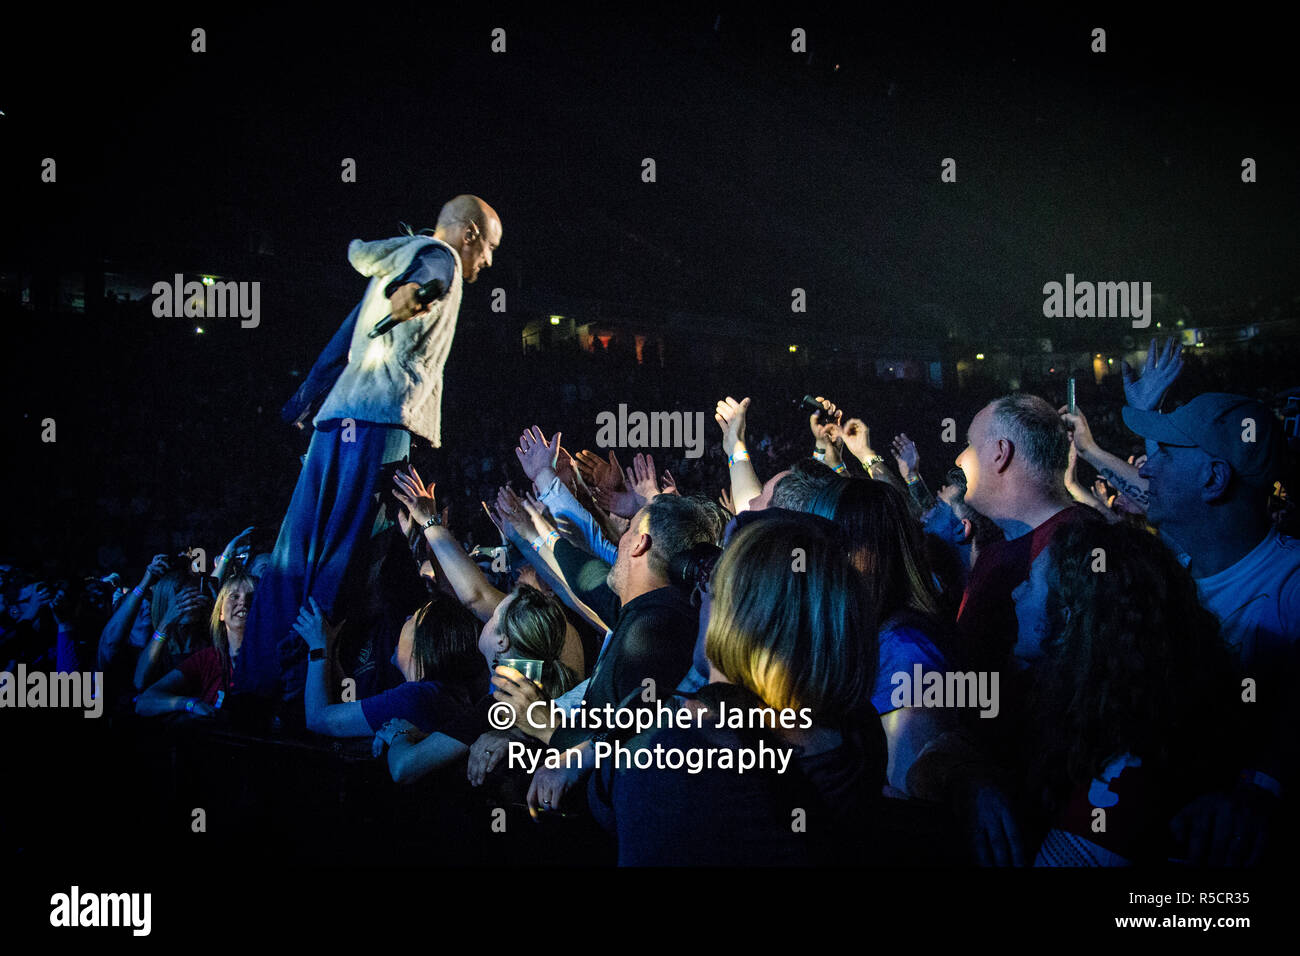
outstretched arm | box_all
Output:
[394,465,505,622]
[716,396,763,513]
[99,553,169,671]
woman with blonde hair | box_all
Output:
[589,509,888,865]
[136,569,255,717]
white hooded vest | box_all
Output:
[314,235,464,447]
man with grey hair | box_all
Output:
[770,458,840,513]
[954,393,1102,669]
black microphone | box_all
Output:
[367,278,448,338]
[799,394,832,423]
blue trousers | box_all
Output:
[237,420,410,700]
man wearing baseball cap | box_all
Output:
[1125,391,1297,858]
[1123,392,1298,672]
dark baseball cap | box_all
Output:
[1122,392,1282,486]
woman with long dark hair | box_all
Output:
[372,583,581,784]
[294,588,487,738]
[1024,521,1240,864]
[807,477,961,794]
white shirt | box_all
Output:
[1191,527,1300,672]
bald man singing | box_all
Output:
[239,196,502,702]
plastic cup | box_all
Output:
[497,657,544,686]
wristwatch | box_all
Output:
[308,647,327,662]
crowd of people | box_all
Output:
[3,336,1297,866]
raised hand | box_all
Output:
[714,396,751,458]
[555,446,580,491]
[808,396,843,448]
[515,426,561,482]
[158,586,208,632]
[1122,338,1184,412]
[1057,404,1098,457]
[15,583,51,622]
[891,433,919,480]
[575,449,625,493]
[142,553,172,587]
[520,491,556,540]
[660,470,679,496]
[842,418,873,462]
[392,464,438,528]
[495,486,537,541]
[628,453,661,502]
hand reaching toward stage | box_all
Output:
[393,465,439,528]
[660,470,679,496]
[575,449,625,493]
[626,453,661,503]
[519,492,555,541]
[515,426,561,483]
[555,446,580,492]
[495,486,536,542]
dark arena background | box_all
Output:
[1,7,1294,940]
